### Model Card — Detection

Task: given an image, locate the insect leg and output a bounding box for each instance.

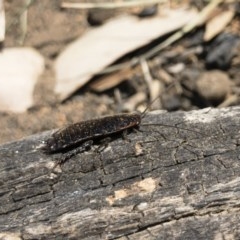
[122,129,132,142]
[58,140,94,165]
[95,137,112,152]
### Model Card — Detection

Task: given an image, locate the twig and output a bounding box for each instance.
[140,59,154,100]
[0,0,5,42]
[61,0,166,9]
[142,0,225,59]
[6,0,36,33]
[18,0,31,45]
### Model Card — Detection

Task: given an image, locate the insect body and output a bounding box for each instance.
[41,113,141,163]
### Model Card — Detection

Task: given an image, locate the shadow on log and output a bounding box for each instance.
[0,107,240,239]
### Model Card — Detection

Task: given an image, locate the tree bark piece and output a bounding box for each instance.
[0,107,240,239]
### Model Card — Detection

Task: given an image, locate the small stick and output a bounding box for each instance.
[0,0,5,43]
[61,0,166,10]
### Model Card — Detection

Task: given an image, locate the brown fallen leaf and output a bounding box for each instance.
[204,9,235,41]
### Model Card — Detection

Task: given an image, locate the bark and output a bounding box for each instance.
[0,107,240,240]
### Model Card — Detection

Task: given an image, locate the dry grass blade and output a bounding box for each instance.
[6,0,36,32]
[61,0,166,9]
[0,0,5,42]
[19,0,31,45]
[142,0,226,59]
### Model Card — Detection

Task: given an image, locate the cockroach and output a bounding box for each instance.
[41,113,143,164]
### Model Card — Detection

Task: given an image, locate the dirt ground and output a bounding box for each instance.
[1,0,240,144]
[3,0,109,144]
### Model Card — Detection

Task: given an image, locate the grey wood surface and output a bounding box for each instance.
[0,107,240,240]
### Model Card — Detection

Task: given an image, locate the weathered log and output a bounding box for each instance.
[0,107,240,239]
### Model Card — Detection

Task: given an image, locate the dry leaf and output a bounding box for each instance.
[54,9,197,100]
[0,48,44,112]
[204,10,235,41]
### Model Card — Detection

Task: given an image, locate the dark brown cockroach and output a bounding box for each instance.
[41,113,142,164]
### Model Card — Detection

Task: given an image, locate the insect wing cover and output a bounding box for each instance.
[41,113,141,154]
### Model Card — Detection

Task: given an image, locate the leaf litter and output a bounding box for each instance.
[54,8,197,100]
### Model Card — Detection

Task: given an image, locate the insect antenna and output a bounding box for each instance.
[139,83,234,151]
[140,81,177,119]
[140,95,159,119]
[140,119,234,153]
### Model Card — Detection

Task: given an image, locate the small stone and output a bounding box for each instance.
[196,70,232,105]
